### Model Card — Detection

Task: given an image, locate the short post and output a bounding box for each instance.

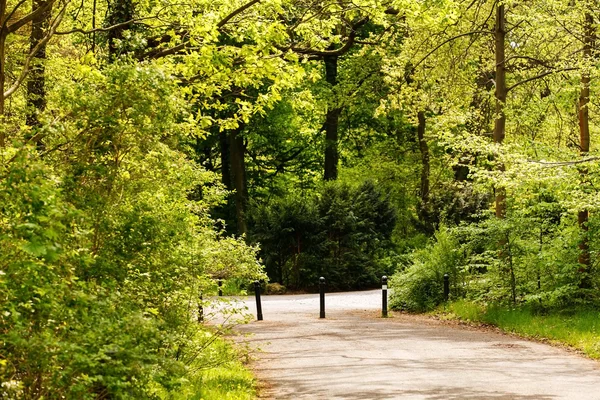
[218,279,223,297]
[319,277,326,319]
[254,280,263,321]
[198,292,204,323]
[382,275,388,318]
[443,273,450,302]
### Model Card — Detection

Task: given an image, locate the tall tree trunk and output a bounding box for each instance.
[324,55,341,181]
[417,111,431,229]
[494,3,507,219]
[229,126,248,236]
[417,111,429,204]
[107,0,134,58]
[26,0,52,148]
[578,10,593,288]
[0,0,6,147]
[219,130,232,190]
[0,31,5,148]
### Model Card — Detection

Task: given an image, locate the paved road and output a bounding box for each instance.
[233,290,600,400]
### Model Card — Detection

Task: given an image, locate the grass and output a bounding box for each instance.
[439,300,600,359]
[150,334,257,400]
[184,362,257,400]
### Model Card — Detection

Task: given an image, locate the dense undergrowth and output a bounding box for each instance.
[149,334,257,400]
[0,64,264,399]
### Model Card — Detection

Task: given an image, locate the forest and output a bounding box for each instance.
[2,0,600,398]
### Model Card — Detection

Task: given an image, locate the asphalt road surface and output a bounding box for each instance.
[233,290,600,400]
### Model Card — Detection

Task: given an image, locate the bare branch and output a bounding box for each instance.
[506,67,577,93]
[144,41,188,59]
[56,16,152,35]
[2,0,28,31]
[530,157,600,166]
[500,55,554,69]
[412,30,492,71]
[217,0,261,29]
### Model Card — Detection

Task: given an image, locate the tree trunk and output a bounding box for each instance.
[494,4,507,219]
[107,0,134,58]
[0,0,6,147]
[26,0,52,148]
[0,31,5,148]
[219,130,232,190]
[417,111,429,204]
[324,55,341,181]
[417,111,431,229]
[577,10,593,288]
[229,126,248,236]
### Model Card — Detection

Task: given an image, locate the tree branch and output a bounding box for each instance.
[500,55,554,69]
[506,67,577,93]
[217,0,261,29]
[4,2,67,98]
[144,41,189,59]
[138,1,262,60]
[7,0,57,33]
[289,17,369,57]
[55,16,155,35]
[412,30,492,71]
[529,157,600,166]
[2,0,28,31]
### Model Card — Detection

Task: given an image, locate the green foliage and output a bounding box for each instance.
[318,180,397,289]
[7,0,600,394]
[249,180,397,290]
[391,193,600,312]
[418,181,491,232]
[148,334,257,400]
[389,227,464,312]
[1,62,264,398]
[249,191,321,288]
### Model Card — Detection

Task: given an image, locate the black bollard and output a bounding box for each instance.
[443,274,450,302]
[319,277,326,319]
[254,281,263,321]
[218,279,223,297]
[382,275,388,318]
[198,292,204,323]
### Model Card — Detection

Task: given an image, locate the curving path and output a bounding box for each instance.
[234,290,600,399]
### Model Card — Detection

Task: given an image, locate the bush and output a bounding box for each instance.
[266,283,287,294]
[390,189,600,313]
[249,180,397,290]
[1,63,266,398]
[390,227,464,312]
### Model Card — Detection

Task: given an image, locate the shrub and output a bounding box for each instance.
[1,63,266,398]
[266,283,287,294]
[249,180,397,290]
[390,227,464,312]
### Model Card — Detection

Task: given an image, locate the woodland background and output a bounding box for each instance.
[2,0,600,397]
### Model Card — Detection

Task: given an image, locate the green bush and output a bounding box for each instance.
[390,227,464,312]
[266,282,287,294]
[249,180,397,290]
[390,186,600,313]
[1,63,265,399]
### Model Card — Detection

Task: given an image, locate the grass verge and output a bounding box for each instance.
[437,300,600,359]
[150,334,257,400]
[182,361,256,400]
